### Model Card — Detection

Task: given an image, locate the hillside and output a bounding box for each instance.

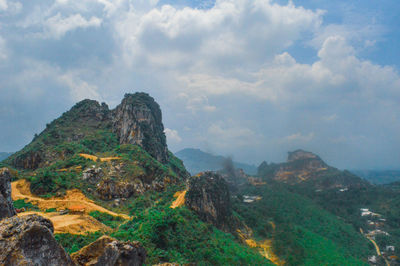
[175,148,257,175]
[257,149,400,264]
[0,93,273,265]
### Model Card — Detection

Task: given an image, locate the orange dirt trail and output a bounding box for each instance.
[12,179,130,219]
[170,190,187,209]
[79,153,120,162]
[18,211,110,235]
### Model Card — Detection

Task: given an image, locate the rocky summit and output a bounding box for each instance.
[113,93,168,163]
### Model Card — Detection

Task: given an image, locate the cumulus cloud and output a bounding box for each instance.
[45,13,102,39]
[0,0,399,168]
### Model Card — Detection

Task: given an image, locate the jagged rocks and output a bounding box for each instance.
[185,172,233,232]
[96,179,135,200]
[0,168,16,219]
[83,166,103,184]
[112,93,168,163]
[0,214,74,265]
[71,235,146,266]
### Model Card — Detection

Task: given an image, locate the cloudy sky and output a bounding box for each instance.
[0,0,399,169]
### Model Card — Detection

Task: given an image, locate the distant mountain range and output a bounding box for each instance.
[351,170,400,184]
[0,152,12,162]
[175,148,257,175]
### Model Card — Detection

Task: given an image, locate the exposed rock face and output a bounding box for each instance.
[83,166,103,184]
[273,150,328,184]
[0,168,16,219]
[12,150,42,170]
[0,214,74,265]
[71,235,146,266]
[287,149,321,162]
[185,172,233,231]
[96,179,135,200]
[112,93,168,163]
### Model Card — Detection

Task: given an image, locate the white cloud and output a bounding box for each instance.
[164,128,182,143]
[59,72,101,102]
[116,0,323,69]
[45,13,102,39]
[0,0,7,11]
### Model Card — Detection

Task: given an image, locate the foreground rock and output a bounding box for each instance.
[0,214,74,265]
[71,235,146,266]
[185,172,233,232]
[0,168,16,219]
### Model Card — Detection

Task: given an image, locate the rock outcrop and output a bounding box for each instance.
[0,214,74,265]
[0,168,16,219]
[112,93,168,163]
[71,235,146,266]
[185,172,233,232]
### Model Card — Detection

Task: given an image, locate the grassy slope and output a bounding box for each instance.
[233,182,371,265]
[56,186,273,265]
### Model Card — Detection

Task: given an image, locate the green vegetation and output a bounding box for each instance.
[89,211,124,229]
[55,232,103,254]
[111,193,272,265]
[233,182,371,265]
[13,199,39,211]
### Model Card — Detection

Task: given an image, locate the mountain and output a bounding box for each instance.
[2,92,399,265]
[0,152,12,161]
[258,149,369,190]
[0,93,271,265]
[351,169,400,184]
[175,148,257,175]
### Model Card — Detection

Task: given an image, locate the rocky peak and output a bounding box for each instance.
[185,172,233,232]
[0,168,16,220]
[68,99,110,122]
[112,93,168,163]
[0,214,74,265]
[287,149,321,162]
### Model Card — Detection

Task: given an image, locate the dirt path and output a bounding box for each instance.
[170,190,186,209]
[19,211,110,235]
[12,180,130,219]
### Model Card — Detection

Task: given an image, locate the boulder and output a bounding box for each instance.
[71,235,146,266]
[0,168,16,220]
[0,214,74,265]
[185,172,233,232]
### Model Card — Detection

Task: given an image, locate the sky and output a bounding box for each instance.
[0,0,399,169]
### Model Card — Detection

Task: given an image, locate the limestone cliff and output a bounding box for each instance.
[112,93,168,163]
